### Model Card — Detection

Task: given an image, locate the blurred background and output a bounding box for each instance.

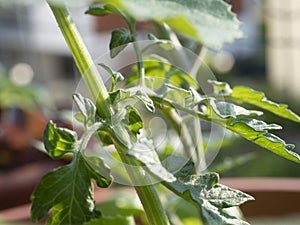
[0,0,300,224]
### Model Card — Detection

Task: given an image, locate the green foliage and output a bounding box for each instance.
[29,1,300,225]
[31,155,103,224]
[162,155,253,225]
[91,0,243,49]
[73,92,97,126]
[209,80,300,123]
[110,28,134,58]
[44,121,77,159]
[99,63,124,92]
[31,100,112,224]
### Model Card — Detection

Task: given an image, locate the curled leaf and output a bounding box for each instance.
[44,121,78,159]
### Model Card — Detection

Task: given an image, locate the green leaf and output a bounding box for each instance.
[134,90,155,112]
[131,56,198,90]
[73,93,96,126]
[85,4,118,16]
[96,0,243,49]
[209,80,300,123]
[209,100,263,119]
[110,88,155,112]
[99,63,124,92]
[151,96,300,163]
[162,158,253,225]
[44,120,78,159]
[122,106,143,142]
[31,153,112,225]
[84,215,136,225]
[110,89,131,105]
[128,137,176,182]
[206,100,300,163]
[110,28,133,58]
[144,33,173,51]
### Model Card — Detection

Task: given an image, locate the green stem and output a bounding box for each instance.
[48,3,169,225]
[112,125,170,225]
[49,3,113,119]
[128,21,145,86]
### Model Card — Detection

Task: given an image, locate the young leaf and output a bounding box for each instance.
[31,154,112,225]
[110,28,133,58]
[73,93,96,126]
[134,90,155,112]
[44,120,78,159]
[110,89,155,112]
[96,0,243,49]
[99,63,124,91]
[209,80,300,123]
[162,157,253,225]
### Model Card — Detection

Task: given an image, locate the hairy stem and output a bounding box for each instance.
[49,3,112,119]
[48,3,169,225]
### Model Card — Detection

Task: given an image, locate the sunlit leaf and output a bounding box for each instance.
[31,154,112,225]
[32,121,112,224]
[44,120,78,159]
[151,96,300,163]
[128,137,176,182]
[95,0,243,49]
[130,56,198,90]
[209,80,300,123]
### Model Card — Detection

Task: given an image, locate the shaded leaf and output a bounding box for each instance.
[209,80,300,123]
[96,0,243,49]
[122,105,143,142]
[31,154,112,225]
[110,28,133,58]
[44,120,77,159]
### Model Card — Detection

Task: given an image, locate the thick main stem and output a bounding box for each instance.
[49,3,112,119]
[48,3,169,225]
